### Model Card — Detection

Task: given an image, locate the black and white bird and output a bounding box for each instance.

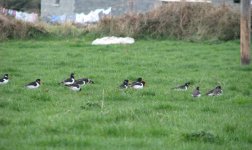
[213,86,223,96]
[67,83,81,91]
[192,86,201,97]
[206,86,223,96]
[172,82,190,91]
[26,79,41,89]
[119,79,129,89]
[131,78,145,89]
[61,73,75,85]
[0,74,9,85]
[74,78,94,86]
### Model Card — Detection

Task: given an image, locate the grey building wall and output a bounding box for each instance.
[41,0,160,17]
[131,0,160,14]
[41,0,238,18]
[41,0,75,17]
[160,0,239,6]
[212,0,238,5]
[74,0,160,16]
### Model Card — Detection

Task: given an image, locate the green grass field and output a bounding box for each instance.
[0,38,251,150]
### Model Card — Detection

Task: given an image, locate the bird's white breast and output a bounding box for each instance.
[26,83,39,89]
[0,79,8,84]
[132,84,143,89]
[70,86,80,91]
[64,80,74,85]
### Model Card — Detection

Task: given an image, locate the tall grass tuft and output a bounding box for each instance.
[183,131,222,144]
[45,22,91,38]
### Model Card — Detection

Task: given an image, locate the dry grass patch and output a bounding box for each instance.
[0,15,47,41]
[96,3,240,40]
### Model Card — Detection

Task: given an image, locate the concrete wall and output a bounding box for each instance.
[41,0,160,17]
[41,0,75,17]
[74,0,160,15]
[41,0,240,18]
[211,0,235,5]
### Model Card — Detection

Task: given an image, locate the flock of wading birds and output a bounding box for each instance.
[0,73,223,97]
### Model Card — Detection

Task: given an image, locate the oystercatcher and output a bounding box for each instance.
[119,79,129,89]
[131,78,145,89]
[206,86,222,96]
[192,86,201,97]
[0,74,9,85]
[61,73,75,85]
[67,83,81,91]
[75,78,94,86]
[26,79,41,89]
[172,82,190,91]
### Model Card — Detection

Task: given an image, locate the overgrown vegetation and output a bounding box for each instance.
[96,3,240,40]
[45,23,90,38]
[0,15,48,41]
[0,3,242,41]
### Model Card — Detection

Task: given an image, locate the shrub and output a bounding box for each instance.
[0,14,48,41]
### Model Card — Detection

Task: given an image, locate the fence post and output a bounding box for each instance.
[240,0,251,65]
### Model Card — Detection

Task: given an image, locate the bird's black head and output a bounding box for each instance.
[137,78,142,82]
[89,79,94,84]
[185,82,190,86]
[76,84,80,88]
[36,79,41,83]
[196,87,200,90]
[70,73,74,78]
[216,86,221,89]
[124,79,129,85]
[4,74,8,78]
